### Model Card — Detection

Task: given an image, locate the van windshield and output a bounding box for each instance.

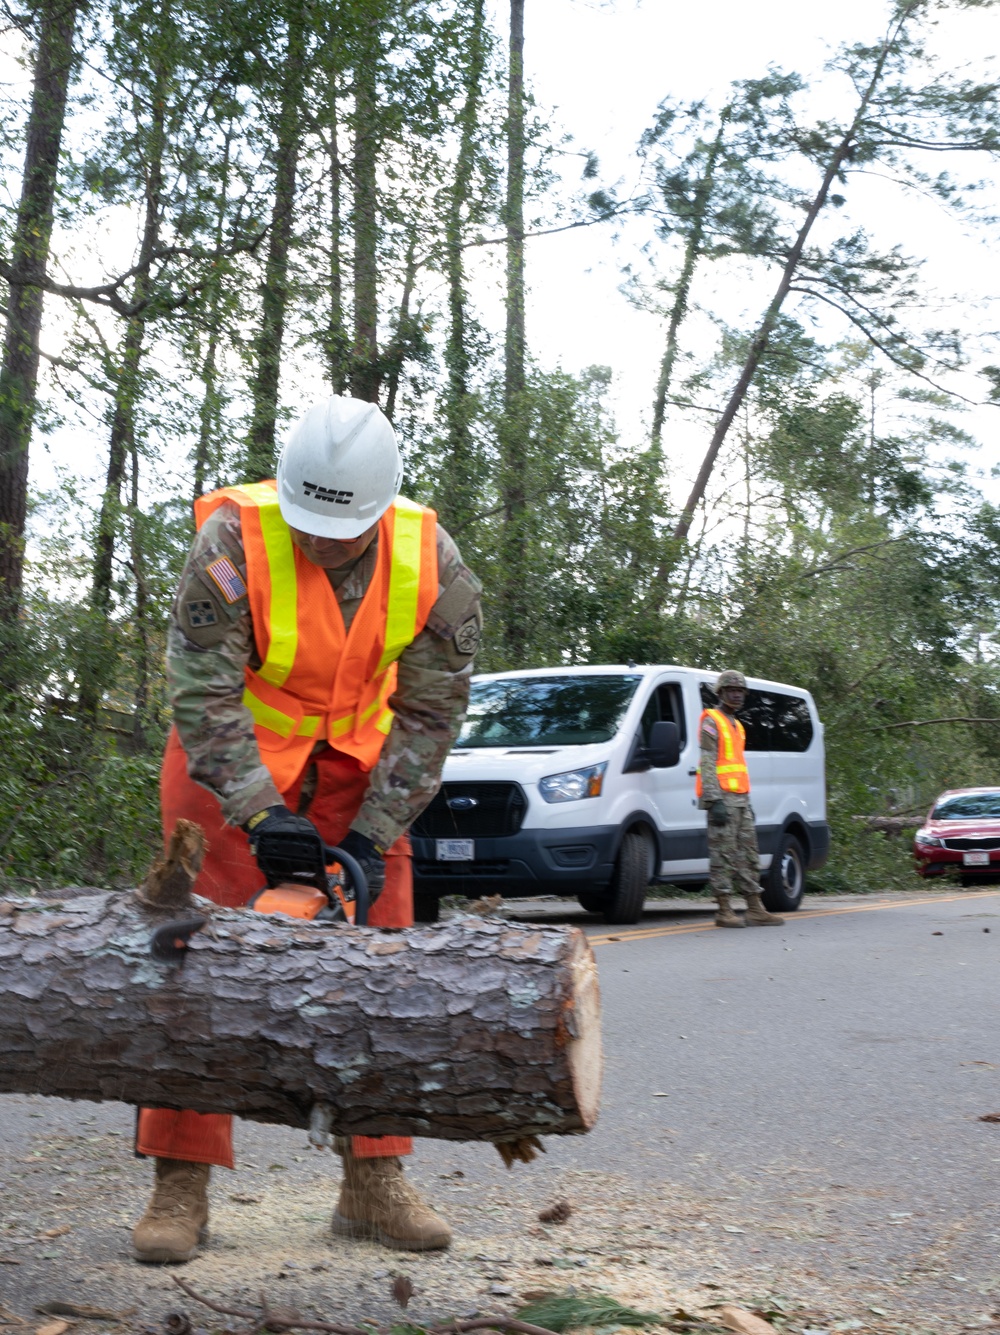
[456,675,641,748]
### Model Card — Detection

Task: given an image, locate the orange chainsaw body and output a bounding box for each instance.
[249,876,355,923]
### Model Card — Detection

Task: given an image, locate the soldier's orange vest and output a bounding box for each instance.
[695,708,751,797]
[194,481,438,790]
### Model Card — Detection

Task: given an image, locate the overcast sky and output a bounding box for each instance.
[496,0,1000,497]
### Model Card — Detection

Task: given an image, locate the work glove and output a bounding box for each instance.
[244,805,326,886]
[708,798,729,828]
[337,828,386,903]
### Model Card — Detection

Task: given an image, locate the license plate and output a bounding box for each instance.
[436,839,474,862]
[963,851,990,866]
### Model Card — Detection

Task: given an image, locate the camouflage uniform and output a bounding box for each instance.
[167,501,482,848]
[698,713,761,899]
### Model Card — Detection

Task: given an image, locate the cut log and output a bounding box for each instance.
[0,887,602,1143]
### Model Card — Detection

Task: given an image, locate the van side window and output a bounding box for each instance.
[699,683,813,752]
[771,693,813,752]
[639,685,686,753]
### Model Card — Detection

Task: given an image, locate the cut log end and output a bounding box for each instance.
[566,930,602,1130]
[135,820,207,912]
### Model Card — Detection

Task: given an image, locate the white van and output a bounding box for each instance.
[410,664,829,924]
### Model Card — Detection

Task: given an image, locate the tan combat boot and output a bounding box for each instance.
[132,1158,210,1263]
[714,893,745,927]
[745,892,784,926]
[332,1142,452,1251]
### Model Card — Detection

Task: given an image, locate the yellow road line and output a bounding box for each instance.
[586,889,1000,948]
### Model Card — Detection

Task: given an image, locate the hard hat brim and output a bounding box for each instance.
[277,494,387,540]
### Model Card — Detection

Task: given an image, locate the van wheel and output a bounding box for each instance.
[603,831,652,925]
[413,893,440,924]
[577,890,607,914]
[761,833,805,912]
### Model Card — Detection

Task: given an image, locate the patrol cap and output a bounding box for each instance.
[716,669,747,691]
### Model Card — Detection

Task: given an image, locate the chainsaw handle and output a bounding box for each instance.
[325,845,370,927]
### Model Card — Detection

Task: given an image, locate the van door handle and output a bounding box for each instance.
[687,768,698,776]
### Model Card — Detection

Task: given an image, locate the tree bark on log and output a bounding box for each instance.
[0,889,602,1144]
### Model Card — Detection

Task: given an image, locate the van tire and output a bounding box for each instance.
[577,890,608,914]
[603,831,652,925]
[413,893,440,924]
[761,833,805,912]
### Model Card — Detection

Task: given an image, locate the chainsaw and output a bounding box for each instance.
[247,826,370,926]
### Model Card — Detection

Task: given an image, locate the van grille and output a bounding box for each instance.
[412,783,527,839]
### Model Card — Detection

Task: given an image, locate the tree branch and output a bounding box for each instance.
[874,716,1000,731]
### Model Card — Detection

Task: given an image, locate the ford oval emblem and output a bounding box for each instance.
[447,796,478,811]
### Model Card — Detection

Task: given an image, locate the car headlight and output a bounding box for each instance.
[539,762,607,803]
[914,831,943,847]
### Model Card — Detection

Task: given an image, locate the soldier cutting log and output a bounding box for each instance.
[135,395,483,1263]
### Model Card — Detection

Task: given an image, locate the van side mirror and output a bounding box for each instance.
[647,720,679,768]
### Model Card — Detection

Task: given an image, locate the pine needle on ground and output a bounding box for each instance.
[515,1292,662,1332]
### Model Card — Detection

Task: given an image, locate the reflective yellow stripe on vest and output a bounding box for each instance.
[251,487,298,689]
[242,689,322,740]
[377,497,426,675]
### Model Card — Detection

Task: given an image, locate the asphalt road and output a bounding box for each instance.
[2,890,1000,1330]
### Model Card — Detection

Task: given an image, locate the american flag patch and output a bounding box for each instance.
[205,557,248,604]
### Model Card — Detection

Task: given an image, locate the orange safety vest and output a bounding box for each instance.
[193,480,438,791]
[694,708,751,797]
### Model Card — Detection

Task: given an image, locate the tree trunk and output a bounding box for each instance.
[324,90,350,395]
[78,40,167,716]
[649,112,728,454]
[127,442,152,747]
[0,0,80,620]
[350,12,381,404]
[0,890,602,1142]
[497,0,529,666]
[193,128,234,499]
[383,233,417,422]
[244,7,307,479]
[439,0,486,535]
[663,25,903,558]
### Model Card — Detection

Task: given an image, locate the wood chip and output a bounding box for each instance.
[391,1277,413,1310]
[35,1321,71,1335]
[39,1227,71,1239]
[719,1307,779,1335]
[979,1112,1000,1123]
[538,1199,572,1224]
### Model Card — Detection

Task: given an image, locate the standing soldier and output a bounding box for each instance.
[132,396,482,1264]
[697,670,784,929]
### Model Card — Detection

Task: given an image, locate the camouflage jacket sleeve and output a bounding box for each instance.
[166,504,284,827]
[697,714,725,807]
[350,524,482,851]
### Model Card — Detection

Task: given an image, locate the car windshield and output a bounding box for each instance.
[456,675,641,748]
[931,792,1000,820]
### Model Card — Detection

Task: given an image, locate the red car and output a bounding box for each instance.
[913,787,1000,879]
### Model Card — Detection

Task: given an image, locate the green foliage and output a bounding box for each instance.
[0,609,163,890]
[515,1291,663,1332]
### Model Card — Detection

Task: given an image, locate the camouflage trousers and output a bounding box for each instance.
[707,796,760,898]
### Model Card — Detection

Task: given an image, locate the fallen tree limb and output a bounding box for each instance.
[873,716,1000,731]
[0,829,601,1144]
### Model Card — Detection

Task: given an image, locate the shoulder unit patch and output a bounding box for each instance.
[205,556,248,604]
[186,599,218,628]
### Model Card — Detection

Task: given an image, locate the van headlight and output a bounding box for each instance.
[539,762,607,803]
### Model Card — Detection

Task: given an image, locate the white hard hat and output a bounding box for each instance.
[276,395,403,539]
